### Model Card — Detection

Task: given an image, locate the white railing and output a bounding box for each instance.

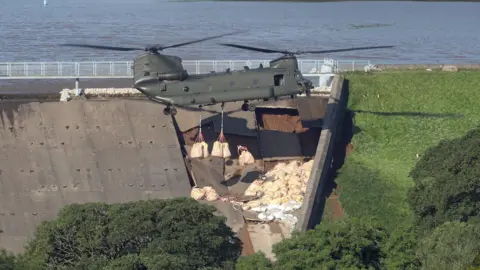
[0,59,371,80]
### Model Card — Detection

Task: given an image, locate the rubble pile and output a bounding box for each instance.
[190,186,219,202]
[241,160,314,228]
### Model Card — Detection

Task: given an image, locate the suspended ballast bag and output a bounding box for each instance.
[222,142,231,158]
[190,143,203,159]
[211,141,223,157]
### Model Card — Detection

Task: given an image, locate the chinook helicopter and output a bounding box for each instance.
[62,33,394,116]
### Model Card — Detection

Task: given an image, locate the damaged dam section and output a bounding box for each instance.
[0,76,347,256]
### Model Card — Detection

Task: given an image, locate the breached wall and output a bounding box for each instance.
[295,75,348,231]
[0,99,191,253]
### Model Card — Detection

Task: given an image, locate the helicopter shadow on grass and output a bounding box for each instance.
[353,110,464,119]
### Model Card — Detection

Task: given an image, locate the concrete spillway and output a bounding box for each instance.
[0,99,191,253]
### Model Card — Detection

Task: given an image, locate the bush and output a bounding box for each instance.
[417,221,480,270]
[19,198,242,269]
[408,128,480,231]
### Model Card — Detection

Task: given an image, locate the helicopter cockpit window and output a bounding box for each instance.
[274,74,285,86]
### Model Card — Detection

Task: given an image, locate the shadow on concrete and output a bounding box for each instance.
[171,114,197,188]
[0,100,37,132]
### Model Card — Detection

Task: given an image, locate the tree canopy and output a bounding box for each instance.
[236,217,416,270]
[16,198,241,269]
[417,221,480,270]
[408,128,480,231]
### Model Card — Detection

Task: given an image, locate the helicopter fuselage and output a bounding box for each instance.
[132,52,311,112]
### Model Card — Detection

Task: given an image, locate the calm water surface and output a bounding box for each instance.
[1,0,479,64]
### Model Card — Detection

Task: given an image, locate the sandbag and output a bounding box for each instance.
[211,141,223,157]
[222,142,231,158]
[273,162,287,171]
[301,160,314,171]
[284,160,299,173]
[239,150,255,165]
[244,180,264,196]
[191,187,205,200]
[190,143,203,159]
[201,142,210,158]
[203,186,219,201]
[288,186,303,196]
[287,175,302,186]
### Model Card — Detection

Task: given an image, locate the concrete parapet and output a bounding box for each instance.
[295,75,347,231]
[0,99,191,253]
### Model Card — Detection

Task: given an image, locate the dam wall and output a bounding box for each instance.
[0,99,191,253]
[296,75,348,231]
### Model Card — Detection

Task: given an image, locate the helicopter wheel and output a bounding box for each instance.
[163,106,177,116]
[163,107,170,115]
[241,102,249,111]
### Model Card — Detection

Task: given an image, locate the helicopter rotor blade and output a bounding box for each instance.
[220,43,395,55]
[219,43,292,54]
[59,44,143,52]
[297,45,395,54]
[160,31,247,50]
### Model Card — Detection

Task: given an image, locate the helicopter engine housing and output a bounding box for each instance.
[133,52,188,85]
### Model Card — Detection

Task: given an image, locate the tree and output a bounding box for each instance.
[270,218,388,270]
[19,198,242,269]
[417,221,480,270]
[408,128,480,231]
[235,252,273,270]
[0,250,17,270]
[382,225,421,269]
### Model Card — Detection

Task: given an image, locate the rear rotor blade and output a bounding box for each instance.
[219,43,292,54]
[60,44,143,52]
[161,31,246,50]
[297,45,395,54]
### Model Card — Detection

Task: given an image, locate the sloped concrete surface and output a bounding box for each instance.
[0,99,191,253]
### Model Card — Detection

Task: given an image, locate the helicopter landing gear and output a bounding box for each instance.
[163,105,177,116]
[241,101,256,112]
[305,89,312,97]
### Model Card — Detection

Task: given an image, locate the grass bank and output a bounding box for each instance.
[335,70,480,230]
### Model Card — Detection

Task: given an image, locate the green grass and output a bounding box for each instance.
[336,70,480,230]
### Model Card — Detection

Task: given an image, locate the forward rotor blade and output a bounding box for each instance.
[59,44,143,51]
[162,31,246,50]
[298,45,395,54]
[219,43,291,54]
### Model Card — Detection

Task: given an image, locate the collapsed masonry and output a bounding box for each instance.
[174,96,329,231]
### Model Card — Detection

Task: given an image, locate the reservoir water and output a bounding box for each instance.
[1,0,479,64]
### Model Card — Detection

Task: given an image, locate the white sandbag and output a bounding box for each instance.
[190,187,205,200]
[203,186,219,201]
[301,160,314,171]
[201,142,210,158]
[222,142,231,158]
[244,180,264,196]
[273,162,287,170]
[246,200,263,209]
[239,150,255,165]
[190,143,203,159]
[211,141,223,157]
[301,183,307,193]
[287,175,302,187]
[258,212,268,221]
[284,160,299,173]
[288,186,303,196]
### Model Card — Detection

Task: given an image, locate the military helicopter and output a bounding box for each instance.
[62,33,394,116]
